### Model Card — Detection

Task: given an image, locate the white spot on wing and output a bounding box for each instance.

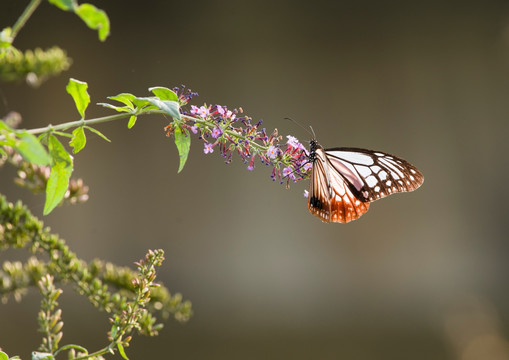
[365,175,378,188]
[379,158,405,179]
[372,165,381,173]
[355,165,372,177]
[379,171,388,180]
[329,150,374,165]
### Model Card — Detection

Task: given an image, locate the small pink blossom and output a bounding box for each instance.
[190,125,198,134]
[197,106,210,119]
[204,143,214,154]
[303,190,309,198]
[282,167,292,177]
[286,135,306,151]
[247,155,255,171]
[266,145,278,159]
[211,127,222,139]
[303,162,312,172]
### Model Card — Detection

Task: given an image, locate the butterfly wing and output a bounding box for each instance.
[308,147,370,223]
[324,147,424,202]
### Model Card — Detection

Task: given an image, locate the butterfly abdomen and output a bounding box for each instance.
[309,195,325,210]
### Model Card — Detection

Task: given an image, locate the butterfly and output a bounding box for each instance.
[307,139,424,223]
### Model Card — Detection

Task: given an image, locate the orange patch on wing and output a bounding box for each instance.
[329,188,370,223]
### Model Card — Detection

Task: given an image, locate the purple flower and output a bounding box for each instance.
[197,106,210,119]
[204,143,214,154]
[247,155,255,171]
[286,135,306,151]
[211,127,222,139]
[166,86,313,188]
[286,135,300,147]
[282,167,292,177]
[266,145,278,159]
[303,190,309,198]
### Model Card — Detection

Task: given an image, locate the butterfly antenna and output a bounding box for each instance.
[309,125,316,139]
[284,117,314,139]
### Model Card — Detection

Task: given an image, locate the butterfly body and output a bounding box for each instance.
[307,139,424,223]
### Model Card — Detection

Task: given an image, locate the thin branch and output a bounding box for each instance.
[0,111,161,141]
[11,0,43,40]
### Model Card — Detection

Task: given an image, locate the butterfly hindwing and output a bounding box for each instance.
[308,147,370,223]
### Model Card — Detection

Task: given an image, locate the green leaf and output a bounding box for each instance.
[48,0,77,11]
[0,351,9,360]
[38,133,49,145]
[174,126,190,173]
[75,3,110,41]
[136,97,180,120]
[138,105,159,112]
[108,93,136,109]
[44,135,73,215]
[66,78,90,118]
[84,126,111,142]
[117,344,129,360]
[110,324,118,338]
[14,132,52,166]
[70,127,86,153]
[52,131,73,138]
[149,87,179,101]
[96,102,131,112]
[127,115,137,129]
[131,97,152,109]
[45,167,70,215]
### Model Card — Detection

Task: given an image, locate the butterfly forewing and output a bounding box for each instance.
[325,147,424,202]
[307,140,423,223]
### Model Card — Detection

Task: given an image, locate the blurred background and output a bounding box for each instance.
[1,0,509,359]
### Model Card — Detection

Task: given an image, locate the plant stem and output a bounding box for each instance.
[1,111,269,155]
[22,113,131,135]
[11,0,42,40]
[0,111,168,141]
